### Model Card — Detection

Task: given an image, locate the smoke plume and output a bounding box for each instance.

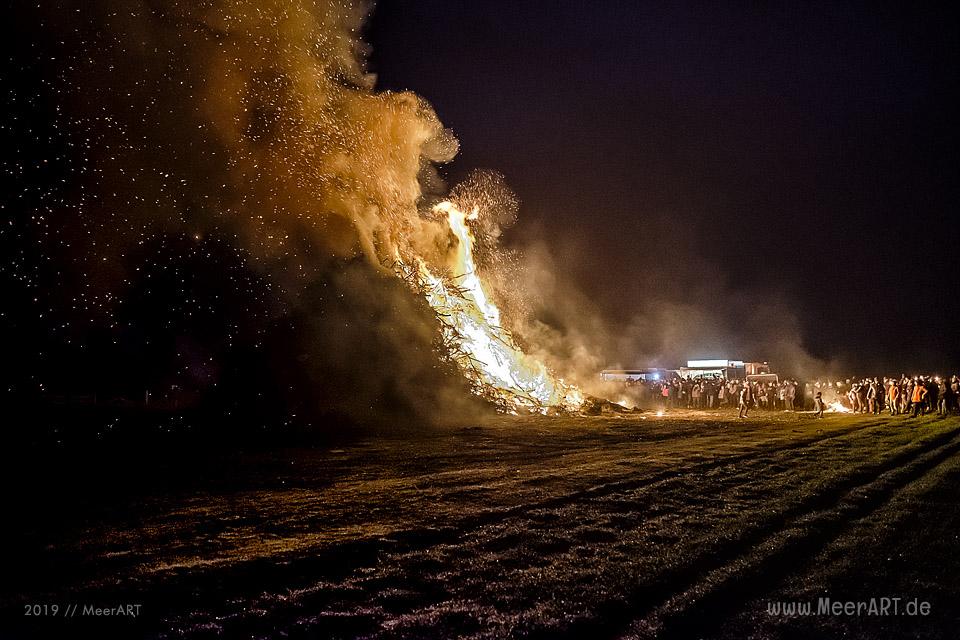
[5,0,492,426]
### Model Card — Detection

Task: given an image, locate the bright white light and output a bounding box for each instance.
[687,359,730,368]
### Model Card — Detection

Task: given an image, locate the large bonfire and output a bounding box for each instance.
[395,201,583,414]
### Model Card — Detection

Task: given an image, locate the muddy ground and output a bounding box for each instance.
[4,410,960,638]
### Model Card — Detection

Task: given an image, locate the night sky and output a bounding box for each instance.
[368,1,960,370]
[2,0,959,422]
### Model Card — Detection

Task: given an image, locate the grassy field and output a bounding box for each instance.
[5,409,960,638]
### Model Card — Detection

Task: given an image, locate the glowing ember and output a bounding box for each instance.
[656,410,665,417]
[828,401,851,413]
[399,201,583,413]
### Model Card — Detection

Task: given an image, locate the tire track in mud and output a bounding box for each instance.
[349,416,893,554]
[159,418,921,637]
[503,418,891,516]
[371,419,960,640]
[605,420,960,640]
[153,420,888,610]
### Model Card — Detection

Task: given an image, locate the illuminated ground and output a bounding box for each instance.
[6,410,960,638]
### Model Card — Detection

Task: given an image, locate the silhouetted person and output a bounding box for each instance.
[738,383,752,419]
[938,378,952,415]
[814,391,825,418]
[867,381,877,414]
[926,378,938,414]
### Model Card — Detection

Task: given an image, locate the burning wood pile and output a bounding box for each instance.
[394,202,583,414]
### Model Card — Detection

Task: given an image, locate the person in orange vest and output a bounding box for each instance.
[911,380,928,418]
[888,381,900,415]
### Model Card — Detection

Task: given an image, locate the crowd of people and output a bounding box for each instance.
[809,376,960,418]
[624,377,802,413]
[621,374,960,419]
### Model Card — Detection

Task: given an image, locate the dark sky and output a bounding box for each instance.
[367,1,960,371]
